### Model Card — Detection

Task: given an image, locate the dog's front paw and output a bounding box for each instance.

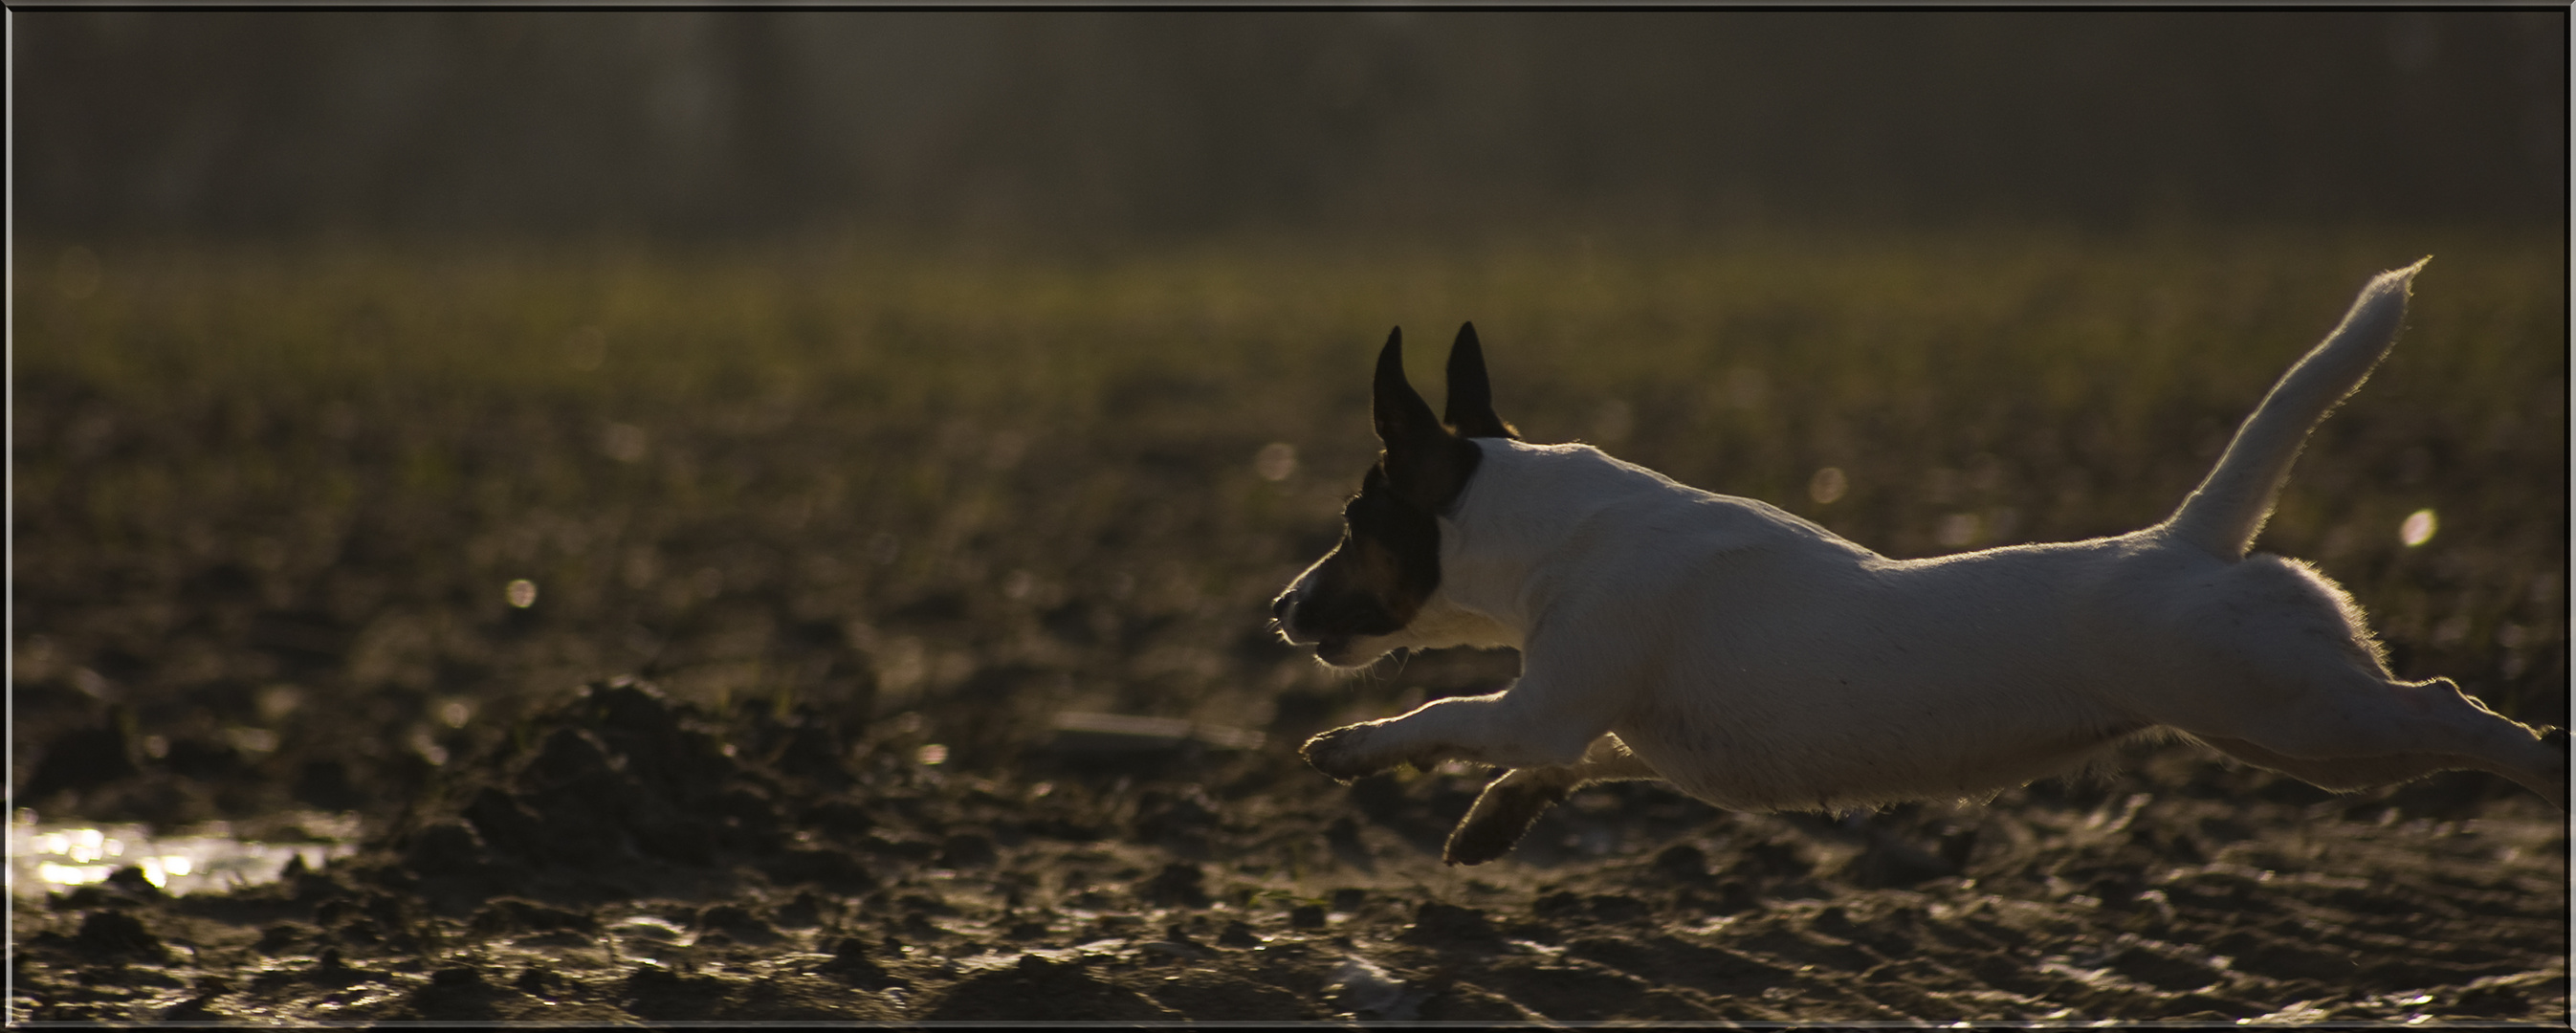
[1301,724,1392,784]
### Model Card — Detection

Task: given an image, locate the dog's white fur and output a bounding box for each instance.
[1280,262,2565,863]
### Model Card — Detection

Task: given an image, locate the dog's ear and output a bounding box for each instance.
[1444,322,1519,440]
[1373,327,1482,513]
[1373,328,1443,448]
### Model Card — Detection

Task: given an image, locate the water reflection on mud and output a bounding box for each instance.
[10,809,358,896]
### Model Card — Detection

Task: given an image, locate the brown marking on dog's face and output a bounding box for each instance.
[1272,326,1502,667]
[1277,466,1446,663]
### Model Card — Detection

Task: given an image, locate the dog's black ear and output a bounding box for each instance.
[1373,328,1444,448]
[1373,327,1480,513]
[1444,322,1519,440]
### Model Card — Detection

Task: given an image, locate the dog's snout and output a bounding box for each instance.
[1271,592,1295,623]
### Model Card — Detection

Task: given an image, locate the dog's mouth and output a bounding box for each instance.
[1273,595,1397,668]
[1312,635,1401,670]
[1282,623,1369,669]
[1312,637,1357,667]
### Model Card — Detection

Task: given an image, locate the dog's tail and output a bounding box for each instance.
[2160,258,2428,560]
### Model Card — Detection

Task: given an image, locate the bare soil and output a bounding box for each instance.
[12,673,2565,1024]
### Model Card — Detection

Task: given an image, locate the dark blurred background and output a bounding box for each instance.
[14,10,2565,243]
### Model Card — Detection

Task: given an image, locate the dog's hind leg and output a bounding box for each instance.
[2141,553,2566,807]
[1443,736,1662,866]
[2169,672,2567,809]
[2191,731,2565,803]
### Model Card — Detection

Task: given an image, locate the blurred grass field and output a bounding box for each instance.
[11,230,2565,824]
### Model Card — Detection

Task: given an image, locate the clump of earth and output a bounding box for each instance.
[11,676,2565,1023]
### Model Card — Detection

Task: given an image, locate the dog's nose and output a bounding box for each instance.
[1271,592,1310,645]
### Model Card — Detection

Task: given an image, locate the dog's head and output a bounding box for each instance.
[1272,323,1518,668]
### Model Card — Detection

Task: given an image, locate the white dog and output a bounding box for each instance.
[1271,259,2566,866]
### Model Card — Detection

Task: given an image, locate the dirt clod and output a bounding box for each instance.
[71,911,165,958]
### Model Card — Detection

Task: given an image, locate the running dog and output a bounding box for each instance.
[1270,259,2566,866]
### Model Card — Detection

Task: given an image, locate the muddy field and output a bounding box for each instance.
[14,676,2571,1024]
[11,236,2567,1023]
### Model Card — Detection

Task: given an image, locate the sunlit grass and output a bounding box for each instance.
[11,229,2565,814]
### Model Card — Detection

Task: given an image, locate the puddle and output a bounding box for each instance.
[10,809,360,897]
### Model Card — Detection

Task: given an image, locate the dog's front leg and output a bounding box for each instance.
[1444,735,1662,866]
[1301,670,1620,783]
